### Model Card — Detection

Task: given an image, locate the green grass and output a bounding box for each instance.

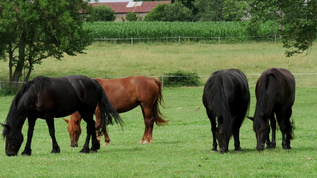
[1,42,316,87]
[0,87,316,177]
[0,43,316,177]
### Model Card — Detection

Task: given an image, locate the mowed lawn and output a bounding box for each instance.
[0,43,316,177]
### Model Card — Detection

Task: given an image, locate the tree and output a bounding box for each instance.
[248,0,317,57]
[88,5,116,22]
[195,0,224,21]
[144,2,192,22]
[144,3,168,21]
[0,0,93,86]
[223,0,249,21]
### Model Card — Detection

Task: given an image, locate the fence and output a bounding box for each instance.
[1,73,316,91]
[93,35,282,44]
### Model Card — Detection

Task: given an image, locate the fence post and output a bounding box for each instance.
[131,37,133,45]
[178,36,180,44]
[218,36,221,44]
[161,72,164,89]
[275,34,277,44]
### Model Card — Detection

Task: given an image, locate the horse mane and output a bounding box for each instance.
[205,71,232,137]
[3,77,46,129]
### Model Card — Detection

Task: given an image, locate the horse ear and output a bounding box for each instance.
[247,116,254,121]
[62,118,69,123]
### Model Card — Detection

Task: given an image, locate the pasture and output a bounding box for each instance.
[0,43,316,177]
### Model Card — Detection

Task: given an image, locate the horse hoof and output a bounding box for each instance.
[80,149,90,153]
[90,150,98,153]
[21,153,30,156]
[103,142,110,146]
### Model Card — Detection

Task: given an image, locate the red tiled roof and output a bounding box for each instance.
[88,1,170,14]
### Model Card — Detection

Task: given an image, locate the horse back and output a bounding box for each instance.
[256,68,295,106]
[95,76,160,113]
[32,75,100,117]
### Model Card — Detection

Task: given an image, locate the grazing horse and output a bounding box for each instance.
[248,68,295,151]
[203,69,250,153]
[63,75,167,146]
[1,75,123,156]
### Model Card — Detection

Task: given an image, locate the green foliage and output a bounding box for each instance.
[88,5,116,22]
[195,0,224,21]
[223,0,249,21]
[247,0,317,57]
[144,2,192,22]
[84,21,279,42]
[0,86,17,96]
[0,0,93,85]
[164,70,200,87]
[144,3,168,21]
[126,12,138,22]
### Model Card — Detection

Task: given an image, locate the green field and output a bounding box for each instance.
[0,43,316,177]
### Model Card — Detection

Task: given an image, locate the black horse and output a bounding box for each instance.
[248,68,295,151]
[203,69,250,153]
[1,75,123,156]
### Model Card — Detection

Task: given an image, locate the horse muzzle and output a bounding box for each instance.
[71,143,78,147]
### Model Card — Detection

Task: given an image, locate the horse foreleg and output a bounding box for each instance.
[21,117,37,156]
[45,118,60,154]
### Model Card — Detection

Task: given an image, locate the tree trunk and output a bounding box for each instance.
[11,33,26,88]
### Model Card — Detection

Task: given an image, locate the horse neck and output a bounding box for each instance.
[6,99,27,130]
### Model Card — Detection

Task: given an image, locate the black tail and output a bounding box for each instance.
[95,81,124,134]
[205,74,232,136]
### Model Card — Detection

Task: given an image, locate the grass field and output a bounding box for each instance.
[0,43,316,177]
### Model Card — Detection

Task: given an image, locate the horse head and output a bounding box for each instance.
[63,117,81,147]
[216,116,231,154]
[1,123,24,156]
[248,116,270,151]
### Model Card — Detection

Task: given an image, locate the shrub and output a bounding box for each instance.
[164,71,200,87]
[88,5,116,22]
[145,2,192,22]
[126,12,138,21]
[0,86,18,96]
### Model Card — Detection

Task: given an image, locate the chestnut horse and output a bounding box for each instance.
[63,75,167,147]
[248,68,295,151]
[1,75,122,156]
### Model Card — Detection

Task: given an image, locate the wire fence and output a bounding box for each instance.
[1,73,317,90]
[93,34,282,44]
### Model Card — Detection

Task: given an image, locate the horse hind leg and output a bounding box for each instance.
[95,105,111,146]
[81,113,100,153]
[45,117,61,154]
[277,108,293,150]
[139,105,155,144]
[267,114,276,149]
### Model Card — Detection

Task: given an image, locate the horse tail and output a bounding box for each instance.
[255,73,271,117]
[95,80,123,134]
[205,73,232,136]
[152,77,168,126]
